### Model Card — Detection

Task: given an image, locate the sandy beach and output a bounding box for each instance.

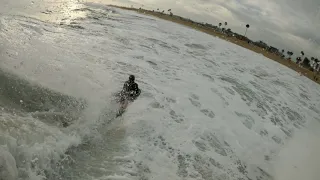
[111,5,320,84]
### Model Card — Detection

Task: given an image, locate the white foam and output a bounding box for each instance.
[273,120,320,180]
[0,146,18,180]
[1,1,320,180]
[0,110,83,179]
[102,7,320,180]
[99,174,131,180]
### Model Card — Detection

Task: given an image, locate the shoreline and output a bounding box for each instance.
[110,5,320,84]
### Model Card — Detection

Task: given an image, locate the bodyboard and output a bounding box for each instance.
[115,89,141,117]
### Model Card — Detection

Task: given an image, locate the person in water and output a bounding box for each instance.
[120,75,141,102]
[116,75,140,116]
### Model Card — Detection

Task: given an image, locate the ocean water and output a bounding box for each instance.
[1,0,320,180]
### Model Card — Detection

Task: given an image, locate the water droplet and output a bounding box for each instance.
[20,100,23,103]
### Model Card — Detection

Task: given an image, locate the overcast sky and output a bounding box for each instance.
[101,0,320,58]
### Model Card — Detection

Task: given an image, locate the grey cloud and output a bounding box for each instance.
[200,0,320,57]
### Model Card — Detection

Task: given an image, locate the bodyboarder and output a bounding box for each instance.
[117,75,141,116]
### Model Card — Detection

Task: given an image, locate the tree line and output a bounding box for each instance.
[139,7,319,73]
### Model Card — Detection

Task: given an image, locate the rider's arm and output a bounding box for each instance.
[123,82,128,92]
[134,83,140,95]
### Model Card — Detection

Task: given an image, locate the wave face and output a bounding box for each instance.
[1,1,320,180]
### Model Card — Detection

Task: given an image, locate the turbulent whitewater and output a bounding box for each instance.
[0,1,320,180]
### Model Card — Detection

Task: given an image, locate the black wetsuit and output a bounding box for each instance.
[121,80,141,101]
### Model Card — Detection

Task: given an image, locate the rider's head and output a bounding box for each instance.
[129,75,135,82]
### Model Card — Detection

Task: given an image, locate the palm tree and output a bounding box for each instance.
[244,24,250,36]
[302,57,311,68]
[282,49,284,54]
[310,57,315,67]
[219,23,222,28]
[224,22,227,28]
[299,51,305,65]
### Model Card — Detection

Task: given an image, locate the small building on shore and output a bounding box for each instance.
[268,46,279,54]
[254,41,269,50]
[233,33,250,42]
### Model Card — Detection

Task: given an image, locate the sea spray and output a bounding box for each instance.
[0,146,18,180]
[273,120,320,180]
